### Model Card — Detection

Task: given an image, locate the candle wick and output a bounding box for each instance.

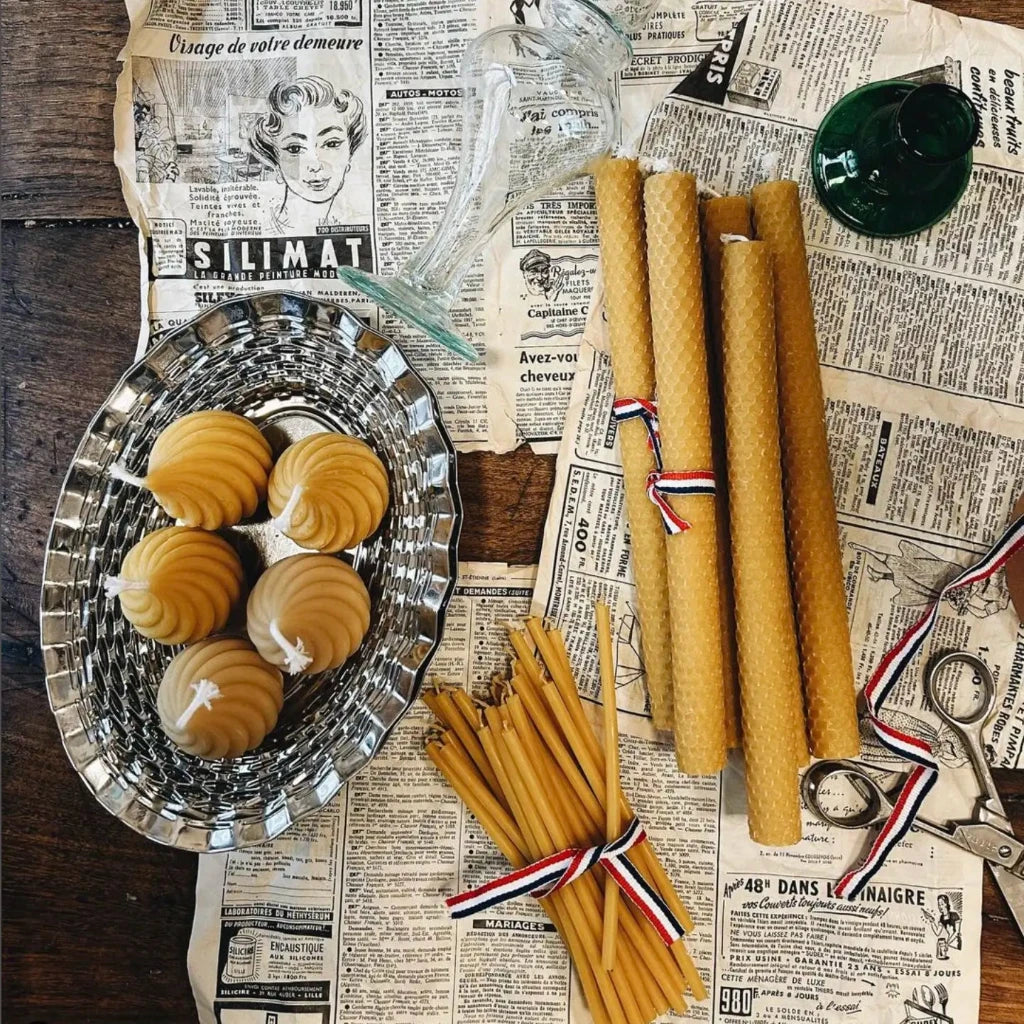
[104,575,150,598]
[271,484,304,534]
[720,233,750,245]
[108,461,148,489]
[175,678,222,731]
[268,619,313,674]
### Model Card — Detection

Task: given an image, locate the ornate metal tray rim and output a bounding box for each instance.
[40,291,462,852]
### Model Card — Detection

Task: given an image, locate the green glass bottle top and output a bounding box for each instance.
[811,81,981,238]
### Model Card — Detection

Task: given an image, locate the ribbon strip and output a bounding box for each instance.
[834,512,1024,899]
[445,816,685,946]
[611,398,715,534]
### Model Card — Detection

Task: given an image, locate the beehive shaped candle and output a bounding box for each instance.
[105,526,245,644]
[268,433,389,553]
[720,239,803,846]
[158,637,284,759]
[110,410,273,529]
[247,554,371,674]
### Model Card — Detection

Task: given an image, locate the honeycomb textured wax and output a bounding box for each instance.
[105,526,245,644]
[593,155,675,732]
[158,637,284,759]
[112,410,273,529]
[269,433,390,553]
[699,196,753,750]
[720,240,802,846]
[751,181,859,760]
[247,554,371,674]
[644,171,726,774]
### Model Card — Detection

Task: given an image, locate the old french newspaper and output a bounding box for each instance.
[111,0,1024,1020]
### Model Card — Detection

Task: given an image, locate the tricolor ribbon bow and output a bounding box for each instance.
[835,512,1024,899]
[612,397,716,535]
[445,816,685,946]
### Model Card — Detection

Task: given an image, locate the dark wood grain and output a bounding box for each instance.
[4,0,1024,1021]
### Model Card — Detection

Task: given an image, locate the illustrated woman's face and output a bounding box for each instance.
[275,104,353,204]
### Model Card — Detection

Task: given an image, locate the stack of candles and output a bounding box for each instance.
[592,159,860,845]
[424,615,705,1024]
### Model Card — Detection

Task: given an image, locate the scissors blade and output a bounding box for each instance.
[989,864,1024,942]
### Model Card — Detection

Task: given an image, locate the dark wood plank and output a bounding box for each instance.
[0,0,130,219]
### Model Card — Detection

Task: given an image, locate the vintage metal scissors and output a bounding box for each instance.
[802,650,1024,939]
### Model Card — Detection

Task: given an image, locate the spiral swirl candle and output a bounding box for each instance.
[110,410,273,529]
[105,526,245,644]
[268,433,389,553]
[158,637,284,759]
[247,554,371,674]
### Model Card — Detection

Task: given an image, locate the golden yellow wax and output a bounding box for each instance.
[644,170,725,774]
[751,181,859,760]
[592,156,675,732]
[720,240,802,846]
[699,196,753,749]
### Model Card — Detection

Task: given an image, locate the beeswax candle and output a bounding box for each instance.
[111,410,273,529]
[593,156,675,732]
[158,637,284,759]
[247,554,371,674]
[751,181,859,760]
[699,197,752,749]
[105,526,244,644]
[720,239,802,846]
[644,170,725,774]
[269,433,390,553]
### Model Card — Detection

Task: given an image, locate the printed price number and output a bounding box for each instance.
[574,518,590,553]
[719,987,755,1017]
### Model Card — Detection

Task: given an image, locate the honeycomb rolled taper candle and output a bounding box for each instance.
[699,197,752,749]
[592,155,675,732]
[751,181,859,760]
[720,239,802,846]
[644,170,725,774]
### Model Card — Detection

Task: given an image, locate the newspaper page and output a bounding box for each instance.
[113,0,734,454]
[189,565,982,1024]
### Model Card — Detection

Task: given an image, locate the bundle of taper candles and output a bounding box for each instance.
[423,614,705,1024]
[592,158,860,846]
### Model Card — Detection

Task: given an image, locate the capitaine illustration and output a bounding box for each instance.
[520,248,567,301]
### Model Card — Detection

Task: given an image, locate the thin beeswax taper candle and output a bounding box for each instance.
[720,239,802,845]
[592,156,675,732]
[751,181,859,760]
[699,196,752,749]
[644,170,725,774]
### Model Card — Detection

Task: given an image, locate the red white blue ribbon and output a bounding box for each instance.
[445,816,684,945]
[612,397,716,535]
[834,513,1024,899]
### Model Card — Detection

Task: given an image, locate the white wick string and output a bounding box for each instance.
[721,233,750,244]
[175,678,222,730]
[269,619,313,673]
[638,155,674,175]
[109,462,147,489]
[271,484,304,534]
[104,575,150,598]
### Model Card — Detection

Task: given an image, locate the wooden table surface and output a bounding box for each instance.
[2,1,1023,1021]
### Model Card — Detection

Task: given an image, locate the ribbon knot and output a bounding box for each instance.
[612,398,716,534]
[445,816,684,946]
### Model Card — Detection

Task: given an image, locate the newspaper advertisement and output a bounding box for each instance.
[114,0,736,454]
[189,564,983,1024]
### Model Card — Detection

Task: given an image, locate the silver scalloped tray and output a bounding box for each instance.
[40,292,461,852]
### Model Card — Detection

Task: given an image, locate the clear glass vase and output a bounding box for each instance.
[338,0,639,362]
